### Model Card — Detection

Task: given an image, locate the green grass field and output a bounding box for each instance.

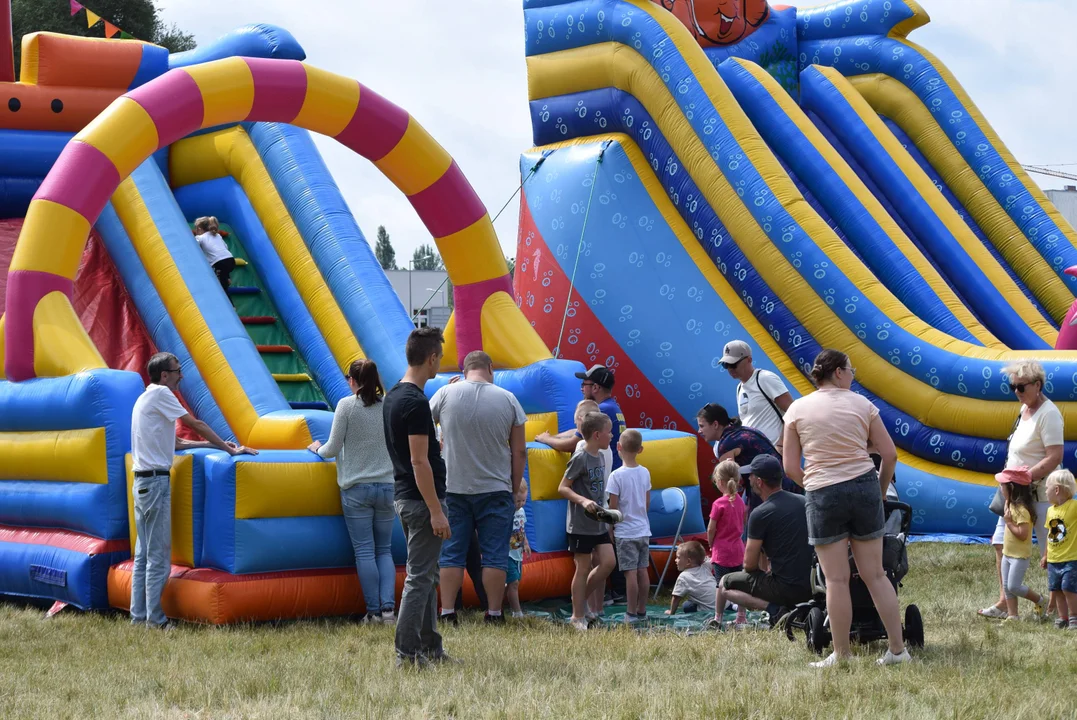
[1,543,1074,719]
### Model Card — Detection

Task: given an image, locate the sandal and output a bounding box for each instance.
[978,605,1006,619]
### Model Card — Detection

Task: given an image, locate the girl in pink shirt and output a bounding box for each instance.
[708,459,747,625]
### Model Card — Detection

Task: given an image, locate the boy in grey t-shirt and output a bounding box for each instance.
[559,412,619,630]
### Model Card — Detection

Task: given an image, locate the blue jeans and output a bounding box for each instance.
[341,483,396,614]
[440,491,515,572]
[130,475,171,626]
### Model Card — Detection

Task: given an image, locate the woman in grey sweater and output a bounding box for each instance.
[309,359,397,622]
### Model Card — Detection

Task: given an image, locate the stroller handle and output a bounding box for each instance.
[883,500,913,536]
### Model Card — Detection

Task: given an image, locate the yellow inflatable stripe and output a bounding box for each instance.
[112,177,311,448]
[524,412,559,443]
[33,291,106,377]
[733,60,999,349]
[9,199,90,277]
[125,454,196,566]
[235,461,341,519]
[896,36,1077,281]
[526,41,1077,439]
[437,215,509,285]
[850,73,1072,323]
[438,313,460,373]
[0,428,108,484]
[294,64,360,138]
[897,449,995,488]
[374,118,453,196]
[817,66,1056,345]
[74,97,159,180]
[183,57,255,130]
[272,373,311,382]
[479,292,552,369]
[526,445,568,502]
[168,131,231,188]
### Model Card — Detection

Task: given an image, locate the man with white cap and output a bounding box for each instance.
[720,340,792,448]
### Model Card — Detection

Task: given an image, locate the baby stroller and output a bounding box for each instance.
[785,501,924,654]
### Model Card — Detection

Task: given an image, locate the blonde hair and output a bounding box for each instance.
[1046,468,1077,501]
[580,411,611,440]
[1003,360,1046,389]
[619,428,643,454]
[678,540,706,566]
[574,399,599,425]
[712,459,740,497]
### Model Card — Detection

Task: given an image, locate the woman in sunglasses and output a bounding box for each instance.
[978,360,1063,620]
[782,349,908,667]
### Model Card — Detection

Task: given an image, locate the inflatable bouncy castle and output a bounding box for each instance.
[515,0,1077,535]
[0,5,705,621]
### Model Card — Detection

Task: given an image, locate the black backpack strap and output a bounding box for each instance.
[754,370,785,426]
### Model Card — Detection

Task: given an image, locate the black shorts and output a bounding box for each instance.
[567,532,612,554]
[720,570,810,609]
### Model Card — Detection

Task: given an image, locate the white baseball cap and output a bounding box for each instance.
[720,340,751,366]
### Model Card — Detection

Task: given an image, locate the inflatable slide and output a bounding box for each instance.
[516,0,1077,535]
[0,15,705,621]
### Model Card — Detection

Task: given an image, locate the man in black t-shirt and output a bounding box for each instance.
[711,454,812,626]
[383,326,451,667]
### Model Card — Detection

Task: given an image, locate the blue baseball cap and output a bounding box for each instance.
[749,454,783,484]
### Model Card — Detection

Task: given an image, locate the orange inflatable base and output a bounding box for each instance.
[108,542,691,625]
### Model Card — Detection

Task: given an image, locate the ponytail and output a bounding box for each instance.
[713,459,741,497]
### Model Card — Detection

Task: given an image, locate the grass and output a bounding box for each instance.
[1,544,1075,719]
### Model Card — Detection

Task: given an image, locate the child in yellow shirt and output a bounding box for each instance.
[1042,469,1077,629]
[997,472,1047,621]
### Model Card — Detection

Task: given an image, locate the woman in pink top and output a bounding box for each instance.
[782,349,909,668]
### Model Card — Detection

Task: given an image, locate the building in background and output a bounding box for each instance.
[384,269,451,328]
[1046,186,1077,231]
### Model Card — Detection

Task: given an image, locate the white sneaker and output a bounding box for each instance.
[810,652,844,669]
[380,611,396,625]
[511,611,525,619]
[877,648,912,666]
[570,618,589,631]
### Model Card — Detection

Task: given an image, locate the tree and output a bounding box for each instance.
[411,243,443,271]
[374,225,397,270]
[12,0,196,79]
[506,256,515,280]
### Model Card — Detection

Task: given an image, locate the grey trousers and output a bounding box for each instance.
[394,498,446,659]
[1001,555,1031,600]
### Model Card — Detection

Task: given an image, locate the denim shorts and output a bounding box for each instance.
[507,557,523,585]
[1048,560,1077,593]
[805,470,885,546]
[439,491,515,572]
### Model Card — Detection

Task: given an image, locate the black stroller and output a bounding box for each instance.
[785,501,924,654]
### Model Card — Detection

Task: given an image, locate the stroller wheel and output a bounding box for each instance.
[806,606,829,655]
[904,604,924,649]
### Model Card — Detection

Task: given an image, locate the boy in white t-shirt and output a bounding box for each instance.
[193,216,236,298]
[665,541,716,615]
[607,429,651,622]
[720,340,792,448]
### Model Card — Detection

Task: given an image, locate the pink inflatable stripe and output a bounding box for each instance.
[3,270,74,381]
[335,83,409,161]
[245,58,307,124]
[409,161,488,239]
[32,141,119,225]
[127,69,204,148]
[452,274,513,357]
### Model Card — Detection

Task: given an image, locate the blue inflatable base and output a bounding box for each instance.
[0,540,128,610]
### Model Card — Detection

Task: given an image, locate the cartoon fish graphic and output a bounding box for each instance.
[656,0,770,46]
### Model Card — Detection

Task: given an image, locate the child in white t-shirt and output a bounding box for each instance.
[506,507,531,618]
[193,216,236,298]
[607,429,651,623]
[665,541,716,615]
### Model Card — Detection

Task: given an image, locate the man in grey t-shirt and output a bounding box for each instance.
[430,351,527,622]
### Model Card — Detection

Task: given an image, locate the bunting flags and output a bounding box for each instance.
[72,3,139,40]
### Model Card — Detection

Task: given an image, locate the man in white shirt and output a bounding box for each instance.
[720,340,792,448]
[130,352,256,628]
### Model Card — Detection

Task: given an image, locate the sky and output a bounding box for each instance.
[158,0,1077,262]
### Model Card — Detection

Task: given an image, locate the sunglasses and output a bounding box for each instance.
[721,357,745,370]
[1012,382,1037,394]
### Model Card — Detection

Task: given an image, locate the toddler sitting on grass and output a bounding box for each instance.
[665,541,716,615]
